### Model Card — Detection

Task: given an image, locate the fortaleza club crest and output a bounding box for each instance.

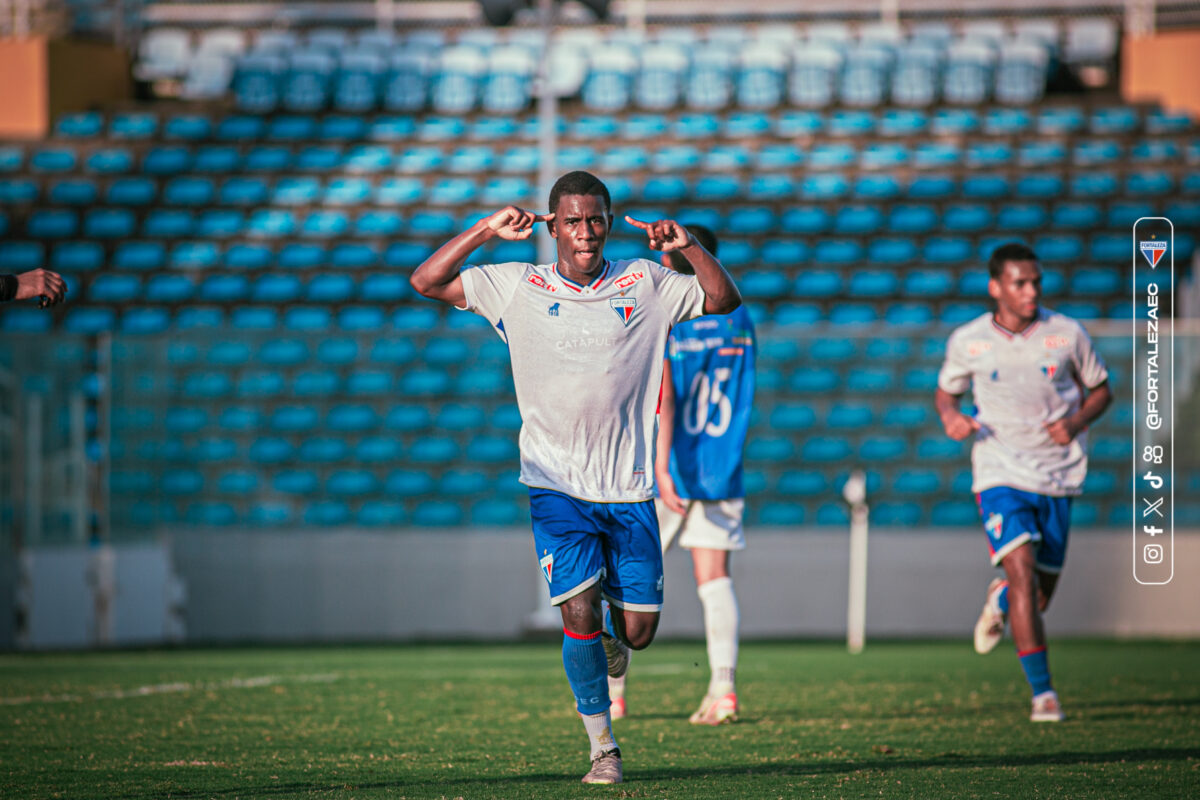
[1140,239,1168,268]
[610,297,636,325]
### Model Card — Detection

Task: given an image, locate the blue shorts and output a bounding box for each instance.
[976,487,1073,573]
[529,488,664,612]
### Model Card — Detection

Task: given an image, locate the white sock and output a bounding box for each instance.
[608,673,626,700]
[697,575,738,696]
[581,710,618,758]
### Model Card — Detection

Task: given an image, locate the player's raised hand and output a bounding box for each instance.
[941,410,981,441]
[484,206,553,241]
[625,216,692,252]
[1043,417,1080,445]
[16,268,67,307]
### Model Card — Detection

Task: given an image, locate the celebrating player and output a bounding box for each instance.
[410,171,741,784]
[608,226,754,726]
[935,243,1112,722]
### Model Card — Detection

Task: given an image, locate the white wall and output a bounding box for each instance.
[168,528,1200,643]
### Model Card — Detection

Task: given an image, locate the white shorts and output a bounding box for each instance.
[656,498,746,553]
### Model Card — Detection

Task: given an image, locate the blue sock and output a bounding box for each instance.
[996,584,1010,615]
[562,630,609,715]
[1018,646,1053,695]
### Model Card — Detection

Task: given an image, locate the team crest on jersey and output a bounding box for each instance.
[967,340,993,357]
[1039,360,1059,379]
[539,552,554,584]
[548,302,559,316]
[1139,239,1168,268]
[527,274,558,293]
[1043,335,1070,350]
[614,271,645,290]
[610,297,636,325]
[985,513,1003,540]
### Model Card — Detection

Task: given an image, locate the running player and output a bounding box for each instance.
[608,225,754,726]
[935,242,1112,722]
[410,171,741,784]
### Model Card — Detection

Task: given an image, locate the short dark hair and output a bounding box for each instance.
[548,171,610,215]
[666,223,718,273]
[988,242,1039,278]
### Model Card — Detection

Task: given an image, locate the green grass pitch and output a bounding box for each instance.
[2,640,1198,799]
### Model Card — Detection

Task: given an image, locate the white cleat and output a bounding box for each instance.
[974,577,1008,655]
[689,692,738,725]
[601,632,629,679]
[581,748,623,784]
[1031,690,1065,722]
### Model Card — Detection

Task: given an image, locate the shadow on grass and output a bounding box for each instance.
[120,746,1200,799]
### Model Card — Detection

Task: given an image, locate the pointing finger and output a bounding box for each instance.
[533,212,555,223]
[624,215,651,231]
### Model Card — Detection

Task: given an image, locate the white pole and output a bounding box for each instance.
[69,391,87,543]
[25,394,42,547]
[535,0,558,266]
[843,469,869,654]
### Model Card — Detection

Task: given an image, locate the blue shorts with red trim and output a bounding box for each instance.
[529,488,664,612]
[976,486,1072,573]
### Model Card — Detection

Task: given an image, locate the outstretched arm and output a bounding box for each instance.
[625,216,741,315]
[410,206,553,307]
[1044,380,1112,445]
[655,358,687,515]
[0,269,67,307]
[935,387,981,441]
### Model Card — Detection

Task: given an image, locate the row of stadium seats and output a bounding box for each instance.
[41,104,1193,143]
[138,17,1115,110]
[2,300,1141,336]
[7,140,1197,183]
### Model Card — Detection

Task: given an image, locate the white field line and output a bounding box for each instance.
[1,672,340,706]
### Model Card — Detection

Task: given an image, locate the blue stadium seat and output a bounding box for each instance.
[1126,170,1174,196]
[882,403,930,428]
[841,366,893,392]
[142,209,193,238]
[31,147,77,173]
[886,303,934,325]
[0,242,44,271]
[780,206,830,234]
[906,175,956,199]
[942,41,993,105]
[996,203,1047,231]
[888,204,938,233]
[799,436,851,463]
[244,145,293,172]
[923,237,972,263]
[834,205,883,234]
[943,204,993,232]
[903,268,953,296]
[848,269,899,297]
[88,273,141,303]
[1034,234,1085,262]
[1052,202,1102,229]
[773,302,822,327]
[28,209,78,238]
[52,241,103,272]
[891,44,940,107]
[776,470,828,496]
[793,270,841,297]
[48,178,98,205]
[760,239,809,265]
[199,274,249,302]
[769,404,816,430]
[813,240,863,264]
[826,403,873,428]
[789,368,839,393]
[0,177,38,204]
[1071,172,1117,198]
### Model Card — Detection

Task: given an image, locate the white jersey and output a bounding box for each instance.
[460,258,707,502]
[937,309,1109,497]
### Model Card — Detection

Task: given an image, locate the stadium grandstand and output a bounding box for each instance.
[0,0,1197,648]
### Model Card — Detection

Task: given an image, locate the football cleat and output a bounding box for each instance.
[689,692,738,725]
[601,632,629,679]
[1030,691,1065,722]
[609,696,626,720]
[581,748,623,784]
[974,577,1008,655]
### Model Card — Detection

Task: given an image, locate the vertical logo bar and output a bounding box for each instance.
[1132,217,1173,585]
